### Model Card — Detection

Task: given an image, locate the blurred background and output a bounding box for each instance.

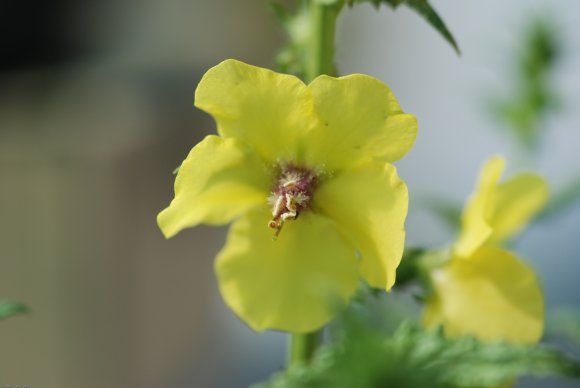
[0,0,579,387]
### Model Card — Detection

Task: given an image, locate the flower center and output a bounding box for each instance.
[268,165,317,239]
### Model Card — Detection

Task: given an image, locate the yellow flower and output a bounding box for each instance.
[423,156,548,343]
[157,59,418,333]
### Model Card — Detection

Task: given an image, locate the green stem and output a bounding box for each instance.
[288,331,323,369]
[305,0,343,82]
[285,0,343,373]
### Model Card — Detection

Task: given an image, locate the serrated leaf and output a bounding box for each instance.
[256,320,580,388]
[403,0,460,54]
[352,0,460,54]
[0,301,29,321]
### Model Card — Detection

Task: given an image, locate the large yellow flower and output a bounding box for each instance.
[158,59,417,333]
[423,156,548,343]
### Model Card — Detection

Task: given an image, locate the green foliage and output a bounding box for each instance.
[271,0,459,78]
[347,0,460,54]
[489,16,561,151]
[389,247,426,288]
[394,247,452,295]
[314,0,344,5]
[0,301,28,321]
[256,321,580,388]
[400,0,460,54]
[270,1,311,78]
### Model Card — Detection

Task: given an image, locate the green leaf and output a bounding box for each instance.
[350,0,460,54]
[314,0,344,5]
[486,16,561,151]
[348,0,385,8]
[383,0,410,8]
[0,301,29,321]
[255,321,580,388]
[270,1,311,78]
[402,0,460,54]
[390,247,427,287]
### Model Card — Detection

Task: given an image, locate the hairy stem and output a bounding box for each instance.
[286,0,344,372]
[304,0,343,82]
[288,331,323,368]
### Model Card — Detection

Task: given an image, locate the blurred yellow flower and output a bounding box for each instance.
[423,156,548,343]
[157,59,417,333]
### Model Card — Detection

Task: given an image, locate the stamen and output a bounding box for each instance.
[285,193,297,213]
[272,195,284,217]
[268,165,317,239]
[281,210,296,221]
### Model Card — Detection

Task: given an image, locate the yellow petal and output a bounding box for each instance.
[314,162,408,290]
[194,59,316,163]
[215,209,359,333]
[454,156,505,258]
[422,294,445,329]
[157,135,270,238]
[489,173,549,243]
[304,74,417,170]
[423,246,544,344]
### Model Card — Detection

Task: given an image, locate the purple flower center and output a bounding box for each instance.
[268,165,317,238]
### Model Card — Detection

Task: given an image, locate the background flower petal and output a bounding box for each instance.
[489,173,549,243]
[157,135,270,238]
[454,156,505,258]
[314,162,408,290]
[194,59,316,163]
[304,74,417,170]
[215,209,358,333]
[425,246,544,344]
[422,294,446,330]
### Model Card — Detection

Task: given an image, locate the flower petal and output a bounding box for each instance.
[314,162,408,290]
[454,156,505,258]
[304,74,417,170]
[489,173,548,243]
[422,294,445,329]
[215,209,359,333]
[157,135,270,238]
[194,59,316,163]
[423,246,544,344]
